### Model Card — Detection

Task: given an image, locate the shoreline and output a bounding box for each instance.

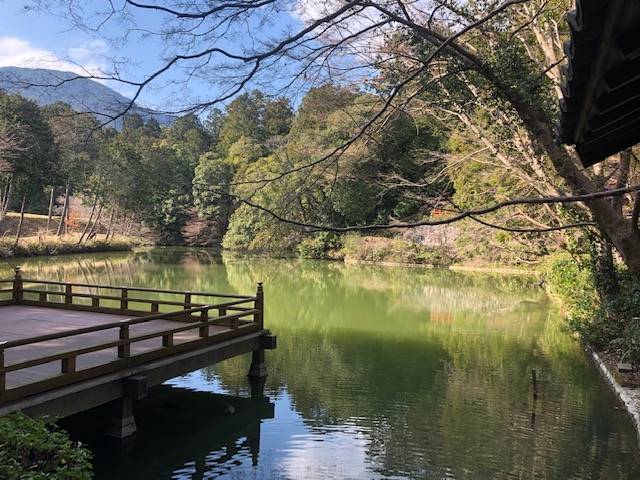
[589,348,640,445]
[0,243,542,277]
[0,235,142,259]
[223,250,542,275]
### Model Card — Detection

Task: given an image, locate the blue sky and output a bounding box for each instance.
[0,1,305,111]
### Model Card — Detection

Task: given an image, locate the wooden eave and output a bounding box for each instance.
[559,0,640,167]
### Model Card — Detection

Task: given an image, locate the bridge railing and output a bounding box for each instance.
[0,267,264,402]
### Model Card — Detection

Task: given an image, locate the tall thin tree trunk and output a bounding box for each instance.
[125,215,134,236]
[119,213,128,236]
[78,197,98,245]
[85,202,103,243]
[3,175,13,214]
[1,175,13,224]
[105,207,115,242]
[14,195,26,247]
[46,187,55,235]
[65,199,70,235]
[56,182,70,236]
[0,179,8,213]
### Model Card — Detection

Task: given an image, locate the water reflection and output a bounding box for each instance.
[63,382,274,479]
[4,249,639,479]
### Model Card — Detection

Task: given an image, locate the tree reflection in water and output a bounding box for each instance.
[11,249,640,480]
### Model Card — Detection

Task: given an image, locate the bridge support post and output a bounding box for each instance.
[247,334,276,379]
[106,396,137,439]
[248,348,267,378]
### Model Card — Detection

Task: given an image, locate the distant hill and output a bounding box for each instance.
[0,66,174,129]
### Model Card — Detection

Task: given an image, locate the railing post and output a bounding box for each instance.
[219,307,235,329]
[12,266,22,304]
[255,282,264,329]
[120,289,128,312]
[184,293,192,310]
[0,342,6,398]
[199,308,209,337]
[61,355,76,374]
[64,285,72,305]
[118,324,130,358]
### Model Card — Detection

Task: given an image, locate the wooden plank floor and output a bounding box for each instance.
[0,305,232,390]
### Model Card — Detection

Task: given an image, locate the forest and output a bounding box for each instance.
[1,1,640,478]
[0,82,594,265]
[0,0,638,373]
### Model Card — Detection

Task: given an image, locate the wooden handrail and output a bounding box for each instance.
[0,309,258,374]
[18,278,252,299]
[19,288,256,309]
[0,268,266,401]
[0,304,218,349]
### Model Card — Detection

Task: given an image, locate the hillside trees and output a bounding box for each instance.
[223,85,445,252]
[33,0,640,273]
[192,92,294,243]
[0,92,59,239]
[44,102,103,235]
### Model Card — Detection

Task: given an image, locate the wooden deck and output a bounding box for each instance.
[0,267,275,421]
[1,305,235,390]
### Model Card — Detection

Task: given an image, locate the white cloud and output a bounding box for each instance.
[0,36,107,77]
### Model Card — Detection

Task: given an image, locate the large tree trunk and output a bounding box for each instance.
[46,187,55,235]
[447,44,640,275]
[400,23,640,274]
[511,100,640,275]
[14,195,26,247]
[56,182,70,237]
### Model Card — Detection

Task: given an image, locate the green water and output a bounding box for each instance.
[4,248,640,479]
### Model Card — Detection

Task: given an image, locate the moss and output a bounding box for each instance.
[0,413,92,479]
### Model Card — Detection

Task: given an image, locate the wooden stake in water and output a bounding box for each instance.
[531,368,538,399]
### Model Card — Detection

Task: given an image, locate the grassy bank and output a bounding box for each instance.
[226,233,543,274]
[293,233,457,267]
[0,234,144,258]
[544,252,640,385]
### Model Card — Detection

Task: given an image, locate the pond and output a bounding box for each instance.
[4,248,640,479]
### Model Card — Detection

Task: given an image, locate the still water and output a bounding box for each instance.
[5,248,640,479]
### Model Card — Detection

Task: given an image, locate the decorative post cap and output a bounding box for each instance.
[14,266,21,276]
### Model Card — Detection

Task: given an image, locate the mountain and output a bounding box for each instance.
[0,66,174,129]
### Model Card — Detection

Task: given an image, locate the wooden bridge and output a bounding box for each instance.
[0,267,276,437]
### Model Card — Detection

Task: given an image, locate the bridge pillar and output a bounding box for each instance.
[106,396,137,439]
[248,349,267,378]
[248,334,276,379]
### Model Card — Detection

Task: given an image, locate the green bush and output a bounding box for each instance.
[297,232,342,259]
[340,235,455,266]
[544,252,640,363]
[0,413,92,479]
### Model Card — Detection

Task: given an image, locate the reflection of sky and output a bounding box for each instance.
[164,373,391,480]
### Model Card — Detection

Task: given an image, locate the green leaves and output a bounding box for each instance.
[0,413,92,480]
